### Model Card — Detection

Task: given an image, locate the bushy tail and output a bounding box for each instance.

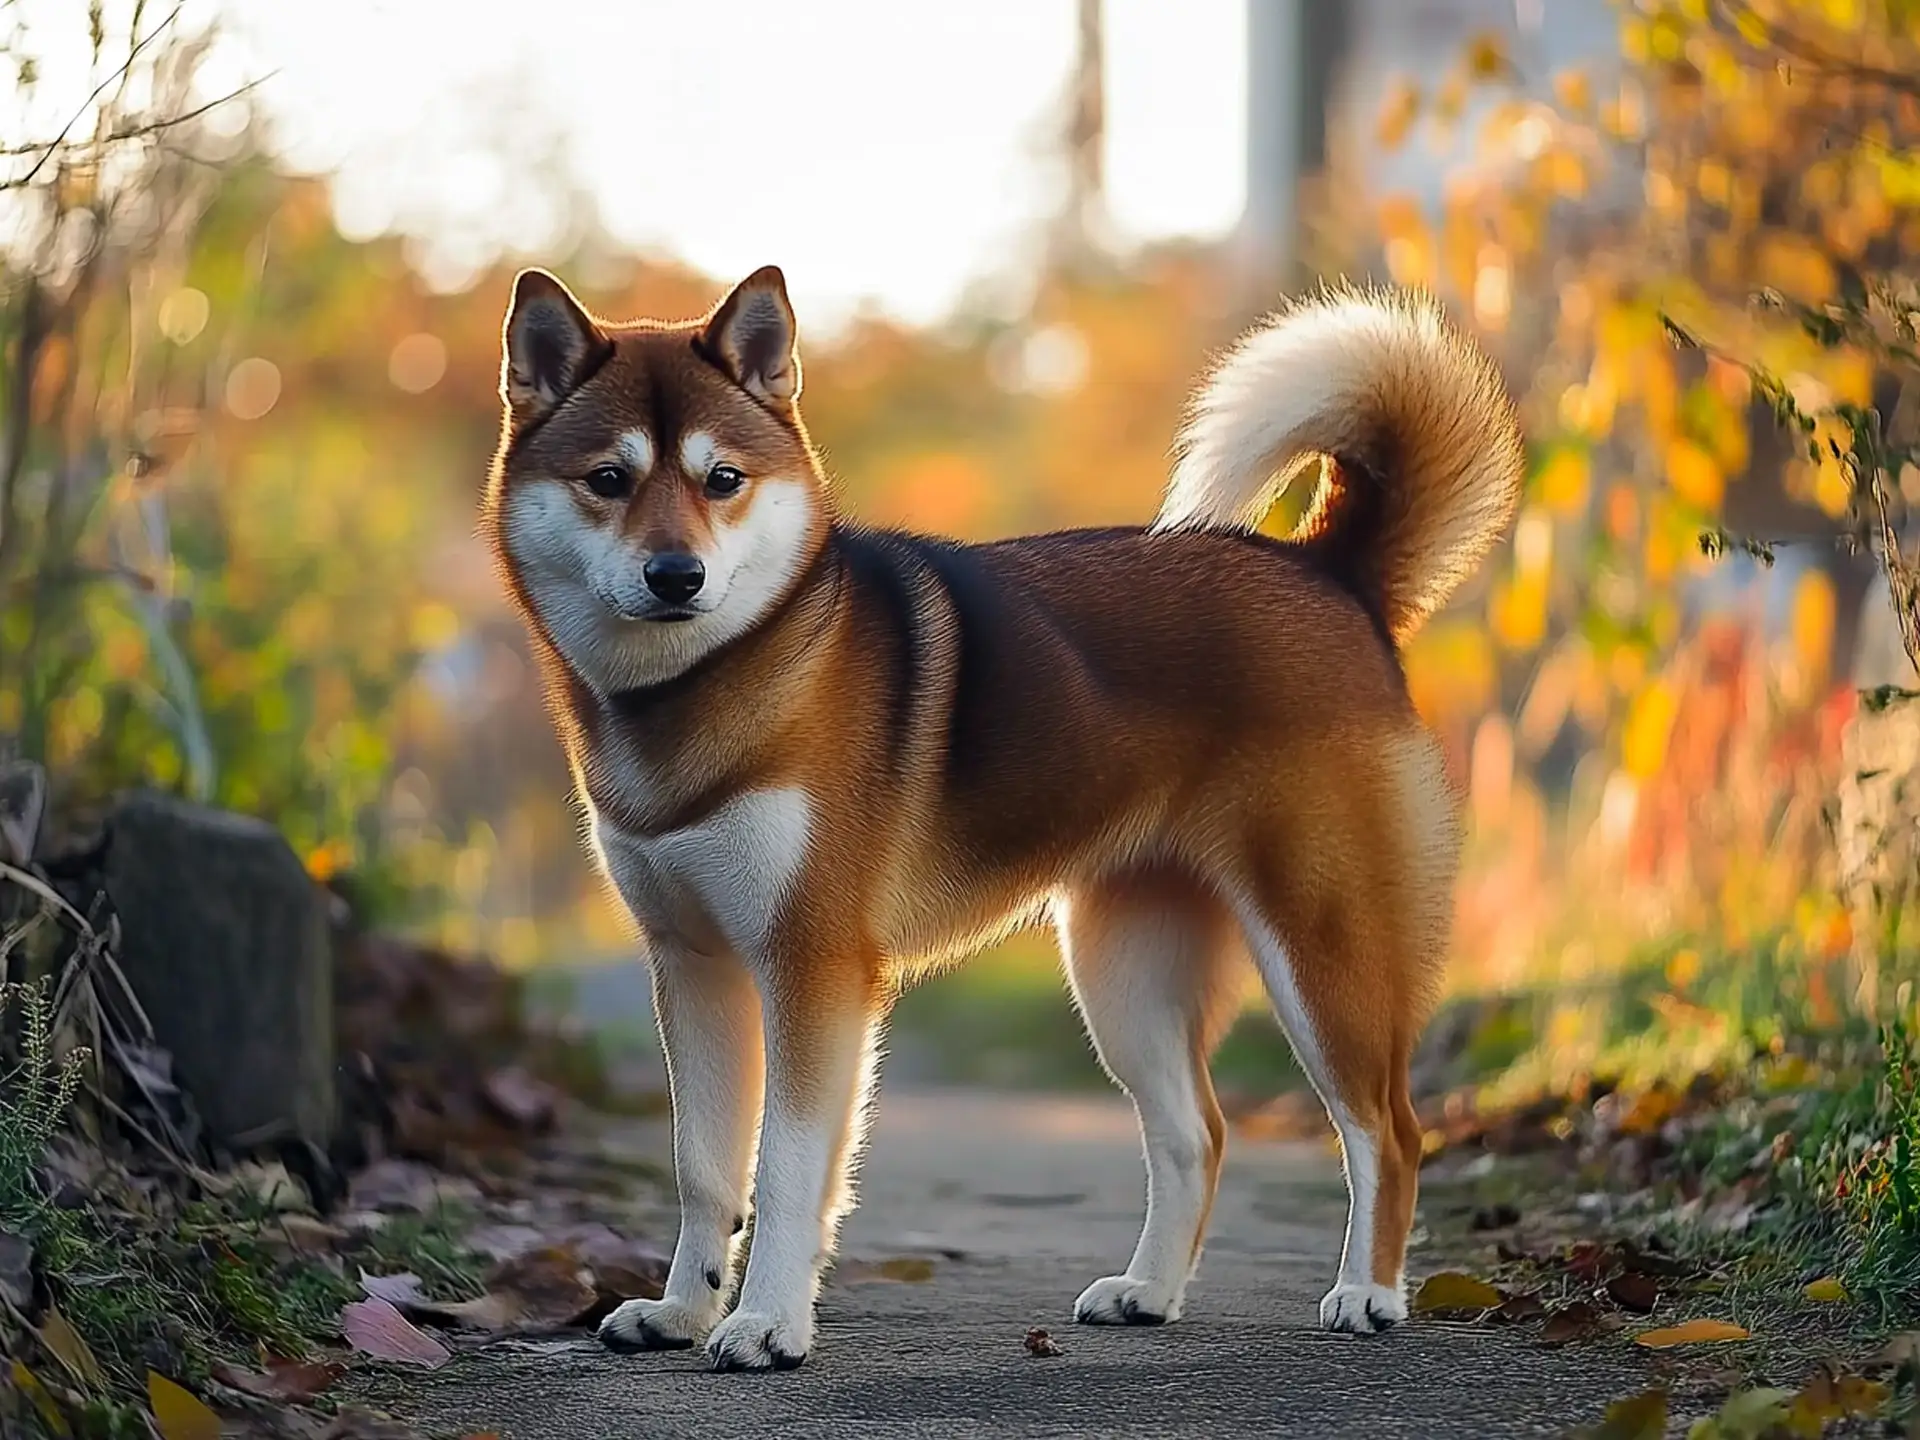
[1155,285,1524,646]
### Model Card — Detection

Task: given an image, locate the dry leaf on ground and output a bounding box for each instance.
[1634,1318,1749,1348]
[1790,1367,1889,1426]
[1489,1292,1546,1324]
[358,1270,428,1307]
[1605,1272,1660,1315]
[339,1298,452,1367]
[1410,1271,1502,1316]
[1801,1275,1847,1302]
[409,1246,598,1333]
[1589,1387,1666,1440]
[1539,1300,1604,1348]
[1871,1331,1920,1367]
[210,1357,346,1402]
[147,1372,220,1440]
[1024,1327,1063,1357]
[38,1306,104,1388]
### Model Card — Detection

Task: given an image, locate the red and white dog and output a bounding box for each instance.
[482,264,1522,1371]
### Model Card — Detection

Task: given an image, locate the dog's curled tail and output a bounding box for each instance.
[1155,285,1524,646]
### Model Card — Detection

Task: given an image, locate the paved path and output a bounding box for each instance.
[393,1090,1651,1438]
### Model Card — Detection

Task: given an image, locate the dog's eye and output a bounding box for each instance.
[705,464,746,498]
[584,465,631,499]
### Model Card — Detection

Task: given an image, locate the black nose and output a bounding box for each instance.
[642,552,706,605]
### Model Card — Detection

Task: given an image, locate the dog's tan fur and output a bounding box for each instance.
[482,265,1524,1369]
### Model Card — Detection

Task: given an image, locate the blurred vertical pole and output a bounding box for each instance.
[1240,0,1350,306]
[1051,0,1108,277]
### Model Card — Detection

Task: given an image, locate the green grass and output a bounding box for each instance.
[887,933,1305,1093]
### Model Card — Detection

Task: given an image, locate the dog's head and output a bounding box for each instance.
[485,266,828,692]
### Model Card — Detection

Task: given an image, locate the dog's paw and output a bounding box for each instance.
[1319,1282,1406,1334]
[599,1296,719,1352]
[1073,1274,1181,1326]
[705,1306,811,1372]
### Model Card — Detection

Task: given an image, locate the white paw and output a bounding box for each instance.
[599,1295,721,1352]
[1073,1274,1182,1326]
[705,1306,812,1372]
[1319,1281,1406,1334]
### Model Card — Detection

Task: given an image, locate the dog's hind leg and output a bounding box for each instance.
[1059,869,1246,1325]
[1234,732,1455,1333]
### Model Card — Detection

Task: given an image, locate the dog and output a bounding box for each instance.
[482,263,1523,1371]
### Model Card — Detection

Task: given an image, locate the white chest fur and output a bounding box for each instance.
[591,787,813,961]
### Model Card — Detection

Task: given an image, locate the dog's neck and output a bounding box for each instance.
[546,520,847,834]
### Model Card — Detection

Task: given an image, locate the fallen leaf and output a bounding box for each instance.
[207,1161,311,1214]
[409,1247,598,1333]
[1564,1240,1612,1282]
[1540,1300,1603,1348]
[339,1298,452,1367]
[12,1360,70,1437]
[1024,1326,1063,1357]
[1870,1331,1920,1367]
[147,1373,220,1440]
[1710,1386,1793,1434]
[210,1357,346,1402]
[38,1306,103,1389]
[1790,1366,1889,1426]
[1606,1271,1660,1314]
[1590,1387,1666,1440]
[1411,1271,1502,1316]
[358,1270,428,1307]
[1489,1291,1547,1324]
[482,1066,560,1131]
[1634,1318,1749,1348]
[1801,1275,1847,1302]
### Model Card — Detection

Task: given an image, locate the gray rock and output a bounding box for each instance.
[103,790,335,1151]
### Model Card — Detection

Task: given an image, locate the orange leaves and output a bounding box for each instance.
[1376,79,1420,150]
[1666,439,1723,512]
[1622,682,1679,780]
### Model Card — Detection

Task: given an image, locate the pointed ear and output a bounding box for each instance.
[501,269,609,421]
[698,265,801,404]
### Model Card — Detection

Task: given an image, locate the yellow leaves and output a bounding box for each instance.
[37,1307,103,1390]
[1622,682,1679,780]
[1591,1387,1667,1440]
[1553,67,1592,116]
[1491,574,1549,653]
[12,1361,69,1436]
[1536,447,1590,516]
[1734,9,1770,46]
[1790,569,1836,693]
[1411,1271,1503,1314]
[148,1372,221,1440]
[1666,439,1724,511]
[1377,78,1420,150]
[1465,31,1509,81]
[1757,234,1837,307]
[1802,1276,1847,1302]
[408,600,461,652]
[1634,1317,1749,1347]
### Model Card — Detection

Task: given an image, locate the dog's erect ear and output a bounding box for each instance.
[502,269,609,421]
[699,266,801,404]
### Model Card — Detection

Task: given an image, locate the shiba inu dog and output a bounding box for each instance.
[482,263,1523,1372]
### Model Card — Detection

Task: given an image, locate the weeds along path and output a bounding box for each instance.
[370,1089,1656,1439]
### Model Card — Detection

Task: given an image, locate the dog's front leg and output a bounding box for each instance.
[706,954,879,1372]
[600,945,764,1352]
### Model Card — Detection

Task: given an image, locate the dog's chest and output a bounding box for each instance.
[590,787,812,961]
